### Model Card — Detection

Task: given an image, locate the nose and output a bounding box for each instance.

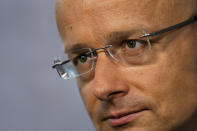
[92,52,129,101]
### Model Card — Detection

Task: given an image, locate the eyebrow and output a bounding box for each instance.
[65,43,94,53]
[65,28,143,53]
[105,29,142,44]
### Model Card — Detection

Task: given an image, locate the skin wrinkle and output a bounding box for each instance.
[55,0,197,131]
[57,0,196,49]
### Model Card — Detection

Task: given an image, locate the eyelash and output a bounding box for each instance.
[120,39,148,48]
[122,39,147,43]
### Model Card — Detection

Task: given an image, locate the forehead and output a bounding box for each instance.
[56,0,189,26]
[56,0,192,50]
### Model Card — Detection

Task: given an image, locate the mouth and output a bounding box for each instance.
[102,108,149,127]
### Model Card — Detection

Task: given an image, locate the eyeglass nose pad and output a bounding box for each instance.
[143,30,152,50]
[105,49,119,62]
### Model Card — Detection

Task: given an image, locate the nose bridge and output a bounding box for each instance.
[92,52,128,101]
[95,52,117,79]
[94,45,117,63]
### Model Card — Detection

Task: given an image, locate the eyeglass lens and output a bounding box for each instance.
[54,35,152,79]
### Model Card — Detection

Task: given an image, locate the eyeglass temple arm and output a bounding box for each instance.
[140,15,197,38]
[52,60,70,68]
[52,45,112,68]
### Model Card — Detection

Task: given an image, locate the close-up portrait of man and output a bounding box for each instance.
[53,0,197,130]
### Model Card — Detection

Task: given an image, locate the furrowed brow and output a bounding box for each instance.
[105,29,143,44]
[65,43,94,53]
[65,29,143,53]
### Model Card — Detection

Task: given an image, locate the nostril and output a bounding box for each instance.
[107,91,124,99]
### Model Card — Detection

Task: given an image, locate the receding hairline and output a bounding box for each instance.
[55,0,197,26]
[55,0,197,45]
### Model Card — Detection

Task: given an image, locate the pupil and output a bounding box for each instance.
[127,40,136,48]
[79,55,87,63]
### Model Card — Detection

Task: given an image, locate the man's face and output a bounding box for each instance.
[56,0,197,130]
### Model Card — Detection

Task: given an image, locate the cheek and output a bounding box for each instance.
[122,35,197,126]
[77,80,97,118]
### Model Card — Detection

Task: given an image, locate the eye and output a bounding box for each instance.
[123,39,143,49]
[121,39,148,52]
[73,52,92,65]
[119,39,150,57]
[78,55,88,63]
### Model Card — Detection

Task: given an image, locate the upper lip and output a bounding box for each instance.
[101,108,148,121]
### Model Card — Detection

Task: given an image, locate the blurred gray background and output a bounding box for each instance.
[0,0,95,131]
